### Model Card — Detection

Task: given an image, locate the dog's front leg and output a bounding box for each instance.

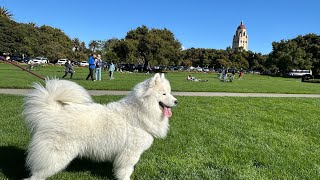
[113,132,153,180]
[113,150,142,180]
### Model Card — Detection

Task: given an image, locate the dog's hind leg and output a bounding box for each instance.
[26,140,78,179]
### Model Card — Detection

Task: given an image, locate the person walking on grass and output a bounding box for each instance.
[109,62,115,80]
[239,69,244,80]
[86,54,96,81]
[95,54,103,81]
[62,60,74,79]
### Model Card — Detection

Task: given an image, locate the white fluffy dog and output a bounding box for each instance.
[23,73,177,180]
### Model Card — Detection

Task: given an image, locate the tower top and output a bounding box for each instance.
[232,21,248,51]
[237,21,246,30]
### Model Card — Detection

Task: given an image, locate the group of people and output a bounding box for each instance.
[218,69,244,82]
[187,68,244,82]
[62,53,115,81]
[86,54,115,81]
[187,75,208,82]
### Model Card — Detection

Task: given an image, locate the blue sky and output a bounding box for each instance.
[2,0,319,54]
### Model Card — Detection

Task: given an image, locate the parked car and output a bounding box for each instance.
[228,68,238,73]
[72,61,80,66]
[186,66,195,71]
[302,74,320,82]
[23,57,33,63]
[10,56,23,62]
[203,67,210,72]
[33,57,48,64]
[135,64,144,72]
[286,69,312,77]
[80,61,89,66]
[57,59,68,65]
[118,64,135,72]
[196,67,203,72]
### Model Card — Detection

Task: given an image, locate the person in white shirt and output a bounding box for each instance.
[95,54,103,81]
[109,62,115,80]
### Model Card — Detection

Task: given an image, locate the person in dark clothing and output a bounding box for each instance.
[62,60,74,79]
[86,54,96,81]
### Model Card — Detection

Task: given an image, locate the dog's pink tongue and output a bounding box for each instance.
[163,107,172,118]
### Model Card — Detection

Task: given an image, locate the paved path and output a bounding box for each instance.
[1,88,320,98]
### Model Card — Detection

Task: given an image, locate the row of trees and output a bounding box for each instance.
[1,6,320,74]
[0,14,90,61]
[267,34,320,74]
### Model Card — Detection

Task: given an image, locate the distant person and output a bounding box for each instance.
[95,54,103,81]
[28,59,35,71]
[223,68,228,82]
[187,74,207,82]
[230,69,236,81]
[62,60,74,79]
[239,69,244,79]
[86,54,96,81]
[109,62,115,80]
[187,74,197,81]
[103,61,108,71]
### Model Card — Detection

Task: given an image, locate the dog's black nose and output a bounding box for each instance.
[174,100,178,105]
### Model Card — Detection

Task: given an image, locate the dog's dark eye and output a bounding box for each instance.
[163,93,166,95]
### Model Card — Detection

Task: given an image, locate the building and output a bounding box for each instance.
[232,21,248,51]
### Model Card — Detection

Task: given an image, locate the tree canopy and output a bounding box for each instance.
[0,15,88,62]
[114,25,182,70]
[0,6,13,20]
[268,33,320,74]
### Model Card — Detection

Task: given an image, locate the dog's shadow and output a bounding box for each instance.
[0,146,115,180]
[0,146,28,179]
[67,157,115,179]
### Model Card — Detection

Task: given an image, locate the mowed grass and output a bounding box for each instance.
[1,94,319,179]
[1,63,320,94]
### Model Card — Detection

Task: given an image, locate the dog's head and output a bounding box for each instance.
[150,73,177,118]
[133,73,178,118]
[129,73,177,138]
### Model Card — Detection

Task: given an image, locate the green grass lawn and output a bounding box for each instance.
[1,94,319,179]
[1,63,320,94]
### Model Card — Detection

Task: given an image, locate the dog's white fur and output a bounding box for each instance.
[23,73,177,180]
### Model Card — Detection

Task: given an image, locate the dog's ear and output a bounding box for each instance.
[160,73,165,79]
[149,73,161,87]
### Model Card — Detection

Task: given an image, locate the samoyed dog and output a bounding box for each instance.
[23,73,177,180]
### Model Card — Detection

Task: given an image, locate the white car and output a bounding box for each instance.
[33,57,48,64]
[196,67,203,72]
[287,69,312,77]
[203,67,209,72]
[57,59,68,65]
[80,61,89,66]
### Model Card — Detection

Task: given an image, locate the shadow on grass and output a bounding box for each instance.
[66,158,115,179]
[0,146,28,180]
[0,146,115,180]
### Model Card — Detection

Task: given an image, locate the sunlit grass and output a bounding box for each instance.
[1,63,320,93]
[1,95,319,179]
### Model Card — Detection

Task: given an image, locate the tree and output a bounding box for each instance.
[89,40,98,52]
[0,7,13,20]
[112,39,137,64]
[28,22,37,27]
[123,25,182,71]
[269,37,314,73]
[72,38,81,51]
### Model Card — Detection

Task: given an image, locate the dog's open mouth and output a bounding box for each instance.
[159,102,172,118]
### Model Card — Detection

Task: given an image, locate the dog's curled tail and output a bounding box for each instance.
[23,78,93,132]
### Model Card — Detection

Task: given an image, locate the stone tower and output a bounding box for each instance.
[232,21,248,51]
